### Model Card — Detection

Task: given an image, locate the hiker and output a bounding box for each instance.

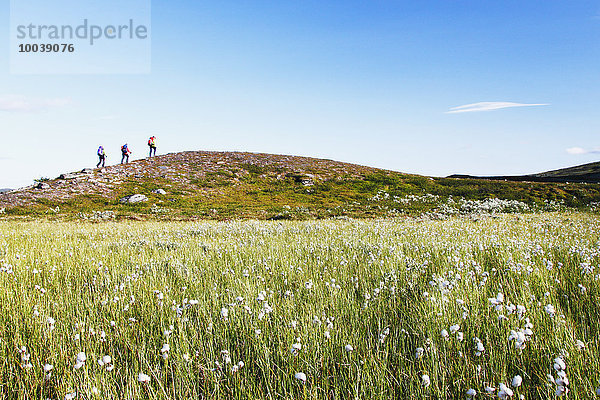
[148,136,157,157]
[96,146,106,168]
[121,143,132,164]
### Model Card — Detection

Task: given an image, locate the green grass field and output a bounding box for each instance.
[1,213,599,399]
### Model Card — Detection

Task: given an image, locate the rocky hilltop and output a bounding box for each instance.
[2,151,375,207]
[1,151,598,220]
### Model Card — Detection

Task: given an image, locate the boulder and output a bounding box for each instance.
[152,189,167,195]
[35,182,50,190]
[59,172,84,180]
[120,194,148,204]
[81,168,94,174]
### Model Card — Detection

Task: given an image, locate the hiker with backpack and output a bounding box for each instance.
[96,146,106,168]
[121,143,132,164]
[148,136,157,157]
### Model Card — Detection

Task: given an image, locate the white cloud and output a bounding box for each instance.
[446,102,548,114]
[566,147,587,155]
[566,147,600,155]
[0,95,71,112]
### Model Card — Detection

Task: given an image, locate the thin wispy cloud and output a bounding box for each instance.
[446,102,548,114]
[566,147,600,155]
[0,95,71,112]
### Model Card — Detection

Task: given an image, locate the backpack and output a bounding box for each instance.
[97,147,104,156]
[121,145,128,153]
[148,138,152,146]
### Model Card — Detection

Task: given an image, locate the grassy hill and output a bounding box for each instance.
[1,151,600,220]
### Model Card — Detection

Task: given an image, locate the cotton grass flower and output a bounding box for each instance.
[552,356,569,396]
[231,360,245,373]
[221,350,231,364]
[473,338,485,356]
[421,374,430,387]
[466,388,476,397]
[291,342,302,355]
[553,357,566,371]
[498,383,514,398]
[98,355,113,371]
[160,345,170,359]
[19,346,32,369]
[441,329,449,340]
[43,363,53,380]
[511,375,522,387]
[488,292,504,306]
[379,327,390,343]
[415,347,424,359]
[294,372,307,383]
[47,317,56,332]
[138,372,151,383]
[74,352,87,369]
[509,329,529,350]
[345,344,354,352]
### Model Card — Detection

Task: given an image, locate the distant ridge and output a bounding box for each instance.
[448,161,600,183]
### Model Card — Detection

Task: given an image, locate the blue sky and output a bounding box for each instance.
[1,1,599,188]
